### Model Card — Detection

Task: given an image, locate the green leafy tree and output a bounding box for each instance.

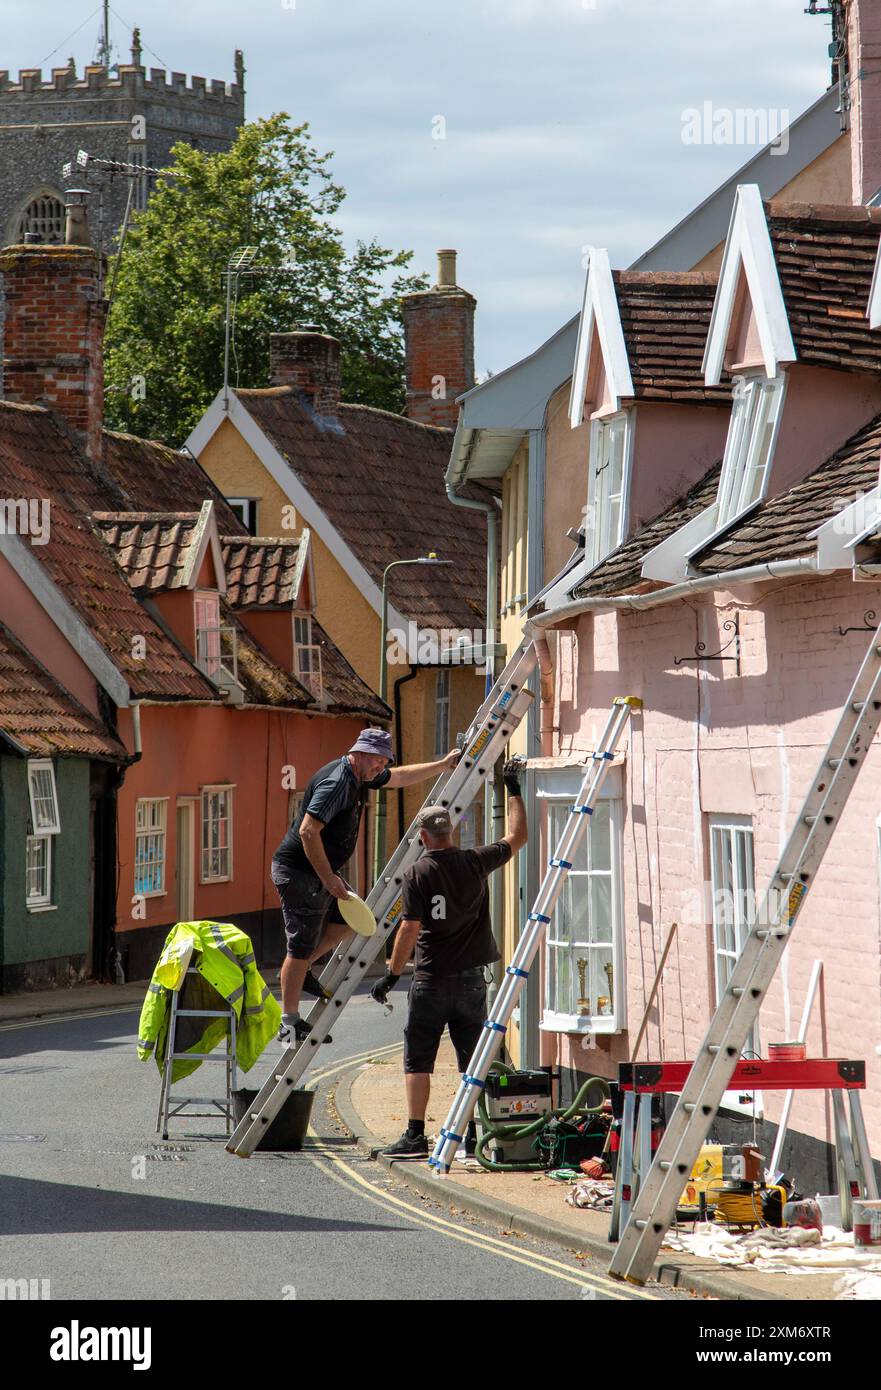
[104,115,427,443]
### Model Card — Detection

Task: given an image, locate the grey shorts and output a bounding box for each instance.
[271,862,345,961]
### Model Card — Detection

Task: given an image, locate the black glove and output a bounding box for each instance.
[370,971,400,1006]
[502,759,523,798]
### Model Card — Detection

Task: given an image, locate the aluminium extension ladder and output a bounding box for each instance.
[226,635,539,1157]
[156,967,238,1139]
[429,695,643,1175]
[610,621,881,1286]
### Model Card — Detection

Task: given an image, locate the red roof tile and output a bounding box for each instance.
[92,512,201,591]
[234,389,488,631]
[0,622,127,759]
[222,536,303,608]
[612,271,730,404]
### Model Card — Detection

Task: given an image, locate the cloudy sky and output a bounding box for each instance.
[12,0,831,376]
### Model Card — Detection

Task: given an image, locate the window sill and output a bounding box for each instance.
[540,1011,620,1035]
[135,889,167,900]
[200,875,231,886]
[27,903,58,915]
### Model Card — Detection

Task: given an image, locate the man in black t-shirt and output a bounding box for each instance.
[272,727,460,1044]
[371,761,527,1158]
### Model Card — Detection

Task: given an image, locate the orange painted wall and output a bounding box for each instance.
[115,702,366,934]
[238,609,294,672]
[0,553,103,716]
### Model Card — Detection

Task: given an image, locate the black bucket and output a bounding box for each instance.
[232,1086,315,1152]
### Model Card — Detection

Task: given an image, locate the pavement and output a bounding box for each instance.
[0,973,678,1302]
[335,1028,847,1303]
[0,972,846,1302]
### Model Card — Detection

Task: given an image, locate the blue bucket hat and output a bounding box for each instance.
[349,728,395,763]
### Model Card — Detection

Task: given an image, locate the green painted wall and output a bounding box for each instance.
[0,757,92,971]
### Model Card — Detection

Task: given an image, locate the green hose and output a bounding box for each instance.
[474,1063,611,1172]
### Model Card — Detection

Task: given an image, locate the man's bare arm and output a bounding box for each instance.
[502,794,528,855]
[299,813,348,899]
[389,919,421,974]
[386,748,459,789]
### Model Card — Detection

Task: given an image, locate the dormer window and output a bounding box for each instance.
[715,373,786,527]
[294,614,323,701]
[586,411,632,568]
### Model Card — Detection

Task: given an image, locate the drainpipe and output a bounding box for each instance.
[531,628,556,756]
[393,664,419,840]
[526,555,821,629]
[445,473,503,1005]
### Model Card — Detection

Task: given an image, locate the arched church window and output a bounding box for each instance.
[17,195,65,245]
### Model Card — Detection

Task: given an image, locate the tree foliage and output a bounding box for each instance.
[104,115,427,443]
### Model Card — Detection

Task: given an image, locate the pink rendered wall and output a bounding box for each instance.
[546,575,881,1156]
[770,364,881,496]
[0,552,103,716]
[629,403,728,530]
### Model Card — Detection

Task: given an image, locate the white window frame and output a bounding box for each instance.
[26,833,53,910]
[201,785,234,884]
[709,814,762,1113]
[27,759,61,835]
[714,372,786,529]
[294,614,323,701]
[434,666,451,757]
[538,765,625,1035]
[227,497,258,534]
[135,798,168,898]
[585,410,633,570]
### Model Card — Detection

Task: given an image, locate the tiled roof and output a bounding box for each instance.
[310,617,390,720]
[92,512,201,591]
[0,403,216,701]
[223,536,303,608]
[219,599,312,709]
[570,464,722,599]
[693,412,881,574]
[0,622,127,760]
[613,271,729,404]
[766,202,881,375]
[234,389,488,631]
[103,431,243,531]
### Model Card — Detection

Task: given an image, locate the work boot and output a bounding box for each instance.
[381,1130,429,1159]
[302,968,332,1000]
[277,1017,332,1045]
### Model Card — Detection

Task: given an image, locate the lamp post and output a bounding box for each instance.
[373,553,453,884]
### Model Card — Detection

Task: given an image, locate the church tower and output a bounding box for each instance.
[0,23,245,249]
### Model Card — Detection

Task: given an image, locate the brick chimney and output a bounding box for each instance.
[845,0,881,204]
[0,189,105,463]
[269,328,341,415]
[402,250,476,429]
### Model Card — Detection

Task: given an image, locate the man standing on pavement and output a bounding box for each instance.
[371,760,527,1157]
[272,728,460,1044]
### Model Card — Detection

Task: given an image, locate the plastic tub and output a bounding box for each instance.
[232,1086,315,1152]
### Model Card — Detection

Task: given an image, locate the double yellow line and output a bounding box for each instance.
[305,1045,657,1300]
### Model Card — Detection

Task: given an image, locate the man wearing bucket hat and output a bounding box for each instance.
[371,759,527,1158]
[272,728,460,1043]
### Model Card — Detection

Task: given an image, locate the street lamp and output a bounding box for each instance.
[373,553,453,883]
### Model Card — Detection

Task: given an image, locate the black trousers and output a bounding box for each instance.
[403,969,488,1074]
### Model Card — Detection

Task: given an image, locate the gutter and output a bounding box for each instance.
[526,555,821,629]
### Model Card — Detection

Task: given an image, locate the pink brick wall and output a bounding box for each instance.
[547,575,881,1155]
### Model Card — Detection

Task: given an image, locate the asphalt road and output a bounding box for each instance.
[0,985,669,1302]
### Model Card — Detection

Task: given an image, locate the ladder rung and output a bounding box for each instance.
[169,1052,230,1061]
[175,1009,231,1017]
[167,1096,229,1106]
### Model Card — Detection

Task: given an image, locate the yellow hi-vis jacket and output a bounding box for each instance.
[137,920,281,1082]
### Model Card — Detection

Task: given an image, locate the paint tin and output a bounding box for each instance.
[768,1042,806,1062]
[853,1199,881,1248]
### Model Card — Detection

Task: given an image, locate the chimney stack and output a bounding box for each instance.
[845,0,881,204]
[64,187,92,247]
[269,328,341,415]
[0,190,105,463]
[402,249,475,429]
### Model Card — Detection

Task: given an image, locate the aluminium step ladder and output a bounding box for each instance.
[429,696,643,1176]
[226,635,539,1157]
[156,967,238,1139]
[610,621,881,1286]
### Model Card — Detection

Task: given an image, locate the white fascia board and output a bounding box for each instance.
[569,249,634,428]
[292,527,314,612]
[869,238,881,330]
[703,185,796,386]
[0,533,130,707]
[640,505,719,583]
[217,393,408,634]
[816,486,881,569]
[184,500,227,597]
[183,392,227,457]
